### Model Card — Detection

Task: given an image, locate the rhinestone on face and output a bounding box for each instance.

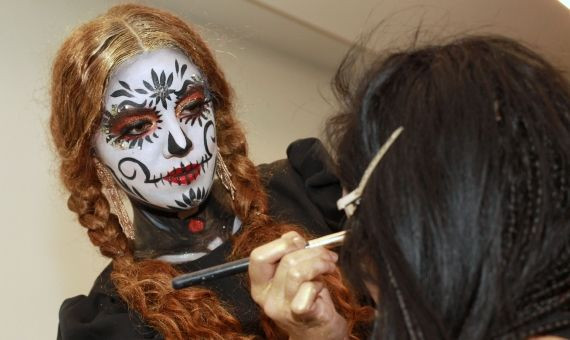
[190,74,204,84]
[110,104,119,116]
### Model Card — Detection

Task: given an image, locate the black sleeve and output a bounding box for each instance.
[58,138,342,339]
[57,265,161,340]
[260,138,345,237]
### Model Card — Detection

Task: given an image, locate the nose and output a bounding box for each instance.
[164,128,192,158]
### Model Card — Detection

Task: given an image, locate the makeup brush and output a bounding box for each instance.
[172,230,346,289]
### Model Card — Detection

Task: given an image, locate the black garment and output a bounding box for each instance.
[57,138,343,340]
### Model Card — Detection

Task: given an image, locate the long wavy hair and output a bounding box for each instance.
[51,4,369,339]
[328,35,570,339]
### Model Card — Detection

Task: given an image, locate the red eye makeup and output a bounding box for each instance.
[102,107,163,149]
[175,86,212,126]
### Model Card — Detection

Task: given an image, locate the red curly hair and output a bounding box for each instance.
[50,4,371,339]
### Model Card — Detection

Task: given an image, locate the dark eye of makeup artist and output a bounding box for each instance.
[176,87,210,118]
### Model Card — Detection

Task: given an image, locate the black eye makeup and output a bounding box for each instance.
[175,86,212,126]
[102,105,163,149]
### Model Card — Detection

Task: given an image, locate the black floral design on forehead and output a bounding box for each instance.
[175,59,187,78]
[142,69,175,109]
[110,69,175,110]
[109,59,208,110]
[173,58,209,95]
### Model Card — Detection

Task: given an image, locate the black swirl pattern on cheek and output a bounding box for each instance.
[118,157,163,184]
[102,163,148,203]
[202,120,215,158]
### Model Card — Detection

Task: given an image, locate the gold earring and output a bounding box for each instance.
[215,150,236,200]
[94,160,135,240]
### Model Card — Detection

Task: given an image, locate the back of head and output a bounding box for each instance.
[329,35,570,339]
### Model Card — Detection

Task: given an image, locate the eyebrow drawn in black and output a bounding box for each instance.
[110,80,136,98]
[116,99,149,113]
[174,80,200,98]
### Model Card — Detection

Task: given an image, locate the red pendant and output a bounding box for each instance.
[188,218,205,233]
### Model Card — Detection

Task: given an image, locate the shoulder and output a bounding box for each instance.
[58,264,160,340]
[258,138,344,237]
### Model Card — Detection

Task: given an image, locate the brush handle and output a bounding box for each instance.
[172,257,249,289]
[171,230,346,290]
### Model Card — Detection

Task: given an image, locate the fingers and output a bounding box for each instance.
[278,248,338,301]
[291,282,345,340]
[290,281,325,317]
[249,231,306,301]
[248,231,347,339]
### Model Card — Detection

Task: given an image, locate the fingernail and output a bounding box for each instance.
[292,236,305,247]
[291,299,309,313]
[291,291,312,313]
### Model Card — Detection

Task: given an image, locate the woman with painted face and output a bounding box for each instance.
[51,4,370,339]
[252,35,570,339]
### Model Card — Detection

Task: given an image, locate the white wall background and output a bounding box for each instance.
[0,0,567,339]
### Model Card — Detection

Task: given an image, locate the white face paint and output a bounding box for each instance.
[94,48,217,210]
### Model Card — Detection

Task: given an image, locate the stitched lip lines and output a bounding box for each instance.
[164,163,200,185]
[160,153,212,186]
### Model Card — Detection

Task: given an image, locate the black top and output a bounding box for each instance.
[57,138,344,340]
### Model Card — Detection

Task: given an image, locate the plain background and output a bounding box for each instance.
[0,1,567,338]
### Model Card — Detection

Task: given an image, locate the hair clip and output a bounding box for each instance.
[336,126,404,218]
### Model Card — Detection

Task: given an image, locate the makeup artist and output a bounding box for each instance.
[253,35,570,339]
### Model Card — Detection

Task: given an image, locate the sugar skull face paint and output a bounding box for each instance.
[94,48,217,210]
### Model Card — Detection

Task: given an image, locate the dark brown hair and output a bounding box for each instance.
[328,35,570,339]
